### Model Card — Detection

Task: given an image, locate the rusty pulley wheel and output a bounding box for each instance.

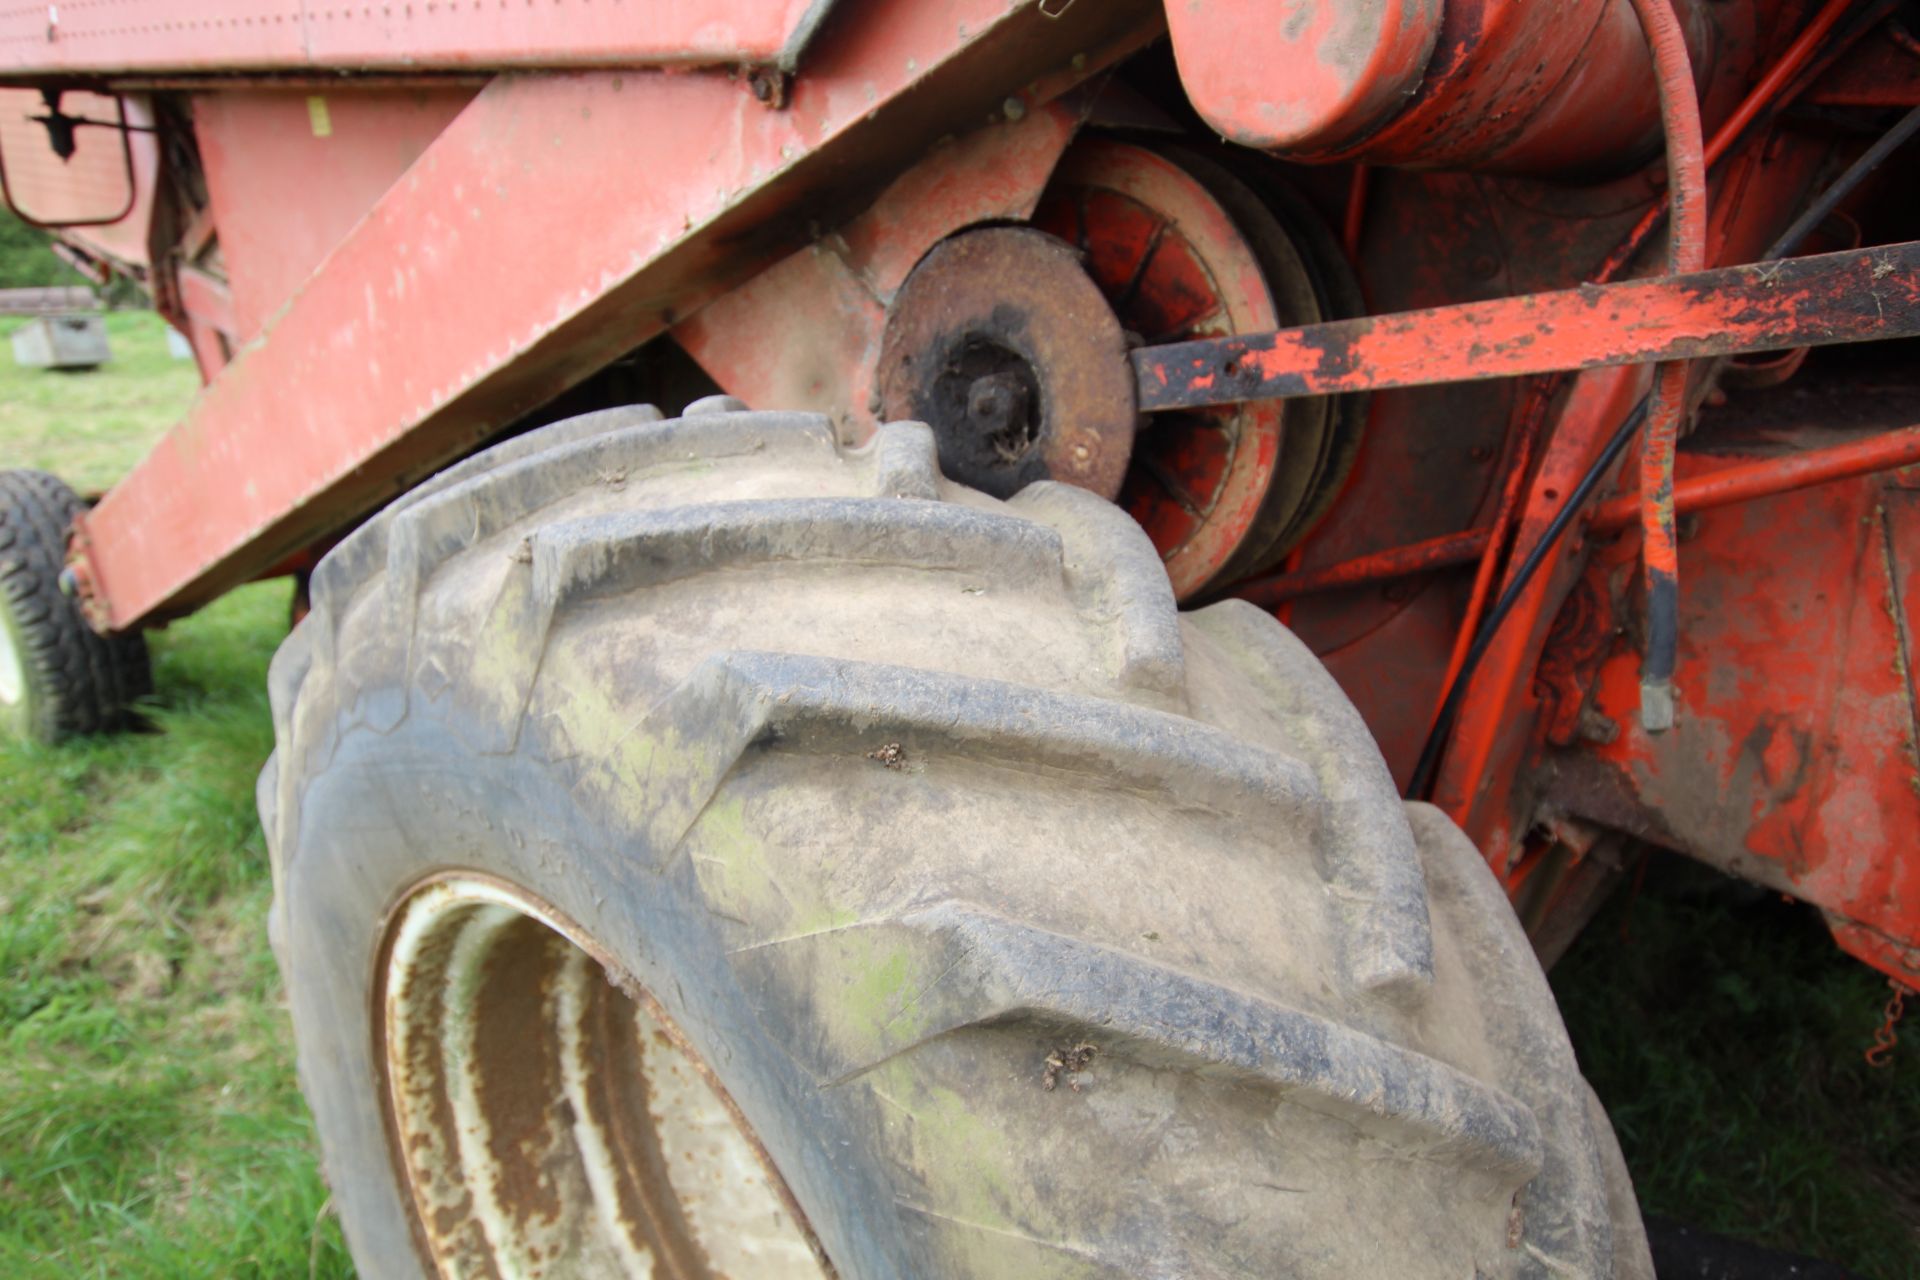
[876,225,1137,500]
[1031,137,1366,599]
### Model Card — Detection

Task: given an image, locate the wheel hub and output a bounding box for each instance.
[0,611,24,708]
[378,874,830,1280]
[878,225,1137,500]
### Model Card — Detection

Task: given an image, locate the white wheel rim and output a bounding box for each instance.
[0,610,26,708]
[379,873,831,1280]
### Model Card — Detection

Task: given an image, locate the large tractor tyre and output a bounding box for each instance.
[0,470,150,744]
[260,400,1652,1279]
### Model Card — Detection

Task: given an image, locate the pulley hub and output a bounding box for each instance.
[877,225,1137,500]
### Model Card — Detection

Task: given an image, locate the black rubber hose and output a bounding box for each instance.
[1405,400,1647,799]
[1406,102,1920,800]
[1762,102,1920,261]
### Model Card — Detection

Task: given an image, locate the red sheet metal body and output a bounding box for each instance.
[63,0,1157,628]
[195,88,476,344]
[0,0,839,78]
[1546,436,1920,975]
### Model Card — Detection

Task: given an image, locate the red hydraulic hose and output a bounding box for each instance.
[1624,0,1707,733]
[1589,424,1920,532]
[1592,0,1860,285]
[1434,0,1871,725]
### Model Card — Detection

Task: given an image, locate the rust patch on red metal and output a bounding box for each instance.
[1544,448,1920,986]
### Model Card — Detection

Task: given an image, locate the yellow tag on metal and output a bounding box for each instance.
[307,96,333,138]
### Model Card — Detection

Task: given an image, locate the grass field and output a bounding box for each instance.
[0,313,351,1277]
[0,310,1914,1278]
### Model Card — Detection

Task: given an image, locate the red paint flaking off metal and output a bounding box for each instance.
[1134,245,1920,409]
[1561,465,1920,981]
[1439,363,1649,849]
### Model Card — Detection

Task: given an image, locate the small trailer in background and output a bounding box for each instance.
[2,285,108,369]
[0,2,1916,1276]
[8,312,109,369]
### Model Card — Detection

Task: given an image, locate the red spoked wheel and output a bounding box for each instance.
[1032,138,1361,600]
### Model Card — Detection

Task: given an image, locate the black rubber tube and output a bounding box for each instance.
[1762,102,1920,262]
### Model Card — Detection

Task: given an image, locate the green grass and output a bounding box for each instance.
[0,317,351,1276]
[1553,868,1920,1278]
[0,312,203,494]
[0,302,1914,1278]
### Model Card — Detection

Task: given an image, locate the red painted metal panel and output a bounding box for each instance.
[673,94,1092,438]
[194,88,476,342]
[76,0,1158,629]
[1549,454,1920,982]
[0,0,838,79]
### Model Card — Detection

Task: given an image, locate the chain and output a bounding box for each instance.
[1864,979,1913,1068]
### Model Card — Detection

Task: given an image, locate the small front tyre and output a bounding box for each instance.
[0,470,149,744]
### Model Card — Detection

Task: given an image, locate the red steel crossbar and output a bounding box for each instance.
[1588,424,1920,530]
[1132,242,1920,411]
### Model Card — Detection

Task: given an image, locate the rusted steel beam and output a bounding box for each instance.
[1232,529,1492,607]
[1132,242,1920,412]
[73,0,1157,631]
[1589,424,1920,531]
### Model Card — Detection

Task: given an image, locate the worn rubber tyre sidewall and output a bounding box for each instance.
[286,709,905,1279]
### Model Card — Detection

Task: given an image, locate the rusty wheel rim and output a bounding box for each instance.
[1032,138,1328,599]
[377,873,831,1279]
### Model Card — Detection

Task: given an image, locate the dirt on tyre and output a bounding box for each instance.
[0,470,150,744]
[259,399,1652,1278]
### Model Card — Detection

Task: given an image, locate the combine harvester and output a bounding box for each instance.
[1,1,1915,1274]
